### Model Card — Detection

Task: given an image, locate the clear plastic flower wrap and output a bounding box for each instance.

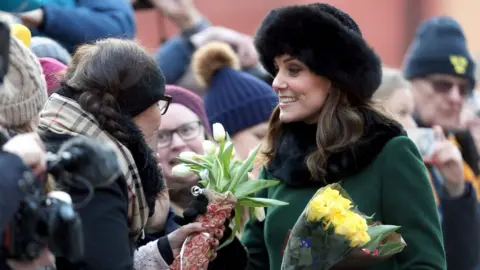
[281,184,406,270]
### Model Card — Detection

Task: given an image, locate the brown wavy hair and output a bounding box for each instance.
[258,87,367,182]
[61,38,164,212]
[62,38,158,144]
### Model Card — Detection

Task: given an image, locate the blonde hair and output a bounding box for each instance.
[373,67,411,101]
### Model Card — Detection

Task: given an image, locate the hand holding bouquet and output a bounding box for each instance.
[170,123,288,270]
[282,184,406,270]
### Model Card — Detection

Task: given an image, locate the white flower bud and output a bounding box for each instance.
[171,164,191,177]
[200,169,209,180]
[179,151,198,160]
[254,207,265,222]
[212,123,226,142]
[202,140,217,156]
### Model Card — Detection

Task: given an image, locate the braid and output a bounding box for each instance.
[76,89,131,145]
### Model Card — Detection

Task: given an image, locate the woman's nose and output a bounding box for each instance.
[272,75,287,92]
[170,133,187,151]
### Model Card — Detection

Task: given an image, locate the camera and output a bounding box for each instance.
[0,129,84,263]
[0,21,10,85]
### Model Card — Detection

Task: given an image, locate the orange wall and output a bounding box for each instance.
[136,0,413,67]
[437,0,480,54]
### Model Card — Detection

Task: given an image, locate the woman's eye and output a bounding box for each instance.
[287,66,301,76]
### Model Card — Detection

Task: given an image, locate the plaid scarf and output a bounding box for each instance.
[38,93,148,240]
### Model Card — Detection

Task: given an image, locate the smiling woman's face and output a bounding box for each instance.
[272,54,331,123]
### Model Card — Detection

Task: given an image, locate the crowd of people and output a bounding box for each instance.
[0,0,479,269]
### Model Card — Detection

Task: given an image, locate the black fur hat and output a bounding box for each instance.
[254,3,382,105]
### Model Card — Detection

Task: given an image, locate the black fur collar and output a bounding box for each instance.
[266,109,405,187]
[55,87,164,217]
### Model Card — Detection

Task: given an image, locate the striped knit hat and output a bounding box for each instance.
[0,32,47,127]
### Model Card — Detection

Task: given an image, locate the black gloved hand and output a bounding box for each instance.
[174,193,209,225]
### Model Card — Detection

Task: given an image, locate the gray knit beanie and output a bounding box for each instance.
[0,35,47,127]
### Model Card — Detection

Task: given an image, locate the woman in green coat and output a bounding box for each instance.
[241,3,446,270]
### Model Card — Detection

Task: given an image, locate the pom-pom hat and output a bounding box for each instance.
[192,41,278,136]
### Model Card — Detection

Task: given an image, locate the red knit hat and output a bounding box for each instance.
[38,57,67,96]
[165,85,211,135]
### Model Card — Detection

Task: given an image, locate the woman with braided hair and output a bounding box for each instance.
[38,38,221,270]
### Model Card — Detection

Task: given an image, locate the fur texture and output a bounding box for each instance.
[192,41,240,88]
[267,108,405,186]
[254,3,382,105]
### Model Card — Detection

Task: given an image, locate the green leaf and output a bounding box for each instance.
[378,241,406,256]
[234,179,280,199]
[239,197,289,207]
[227,144,261,190]
[363,225,401,250]
[211,157,224,191]
[177,157,210,170]
[221,142,235,178]
[218,205,243,251]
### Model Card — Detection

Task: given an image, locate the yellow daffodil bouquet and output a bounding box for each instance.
[169,123,288,270]
[281,184,406,270]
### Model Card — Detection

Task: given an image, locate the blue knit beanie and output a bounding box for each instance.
[403,16,476,89]
[192,41,278,136]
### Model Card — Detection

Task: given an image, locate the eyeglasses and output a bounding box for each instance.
[158,95,172,115]
[425,77,472,97]
[157,121,203,149]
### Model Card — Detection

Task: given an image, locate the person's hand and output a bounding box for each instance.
[174,193,208,225]
[191,27,259,68]
[167,222,222,259]
[2,132,46,175]
[7,248,55,270]
[423,126,465,198]
[149,0,202,30]
[16,9,45,28]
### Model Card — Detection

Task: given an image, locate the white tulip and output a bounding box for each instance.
[171,164,191,177]
[200,169,209,180]
[202,140,217,156]
[179,151,198,160]
[254,207,265,222]
[212,123,226,142]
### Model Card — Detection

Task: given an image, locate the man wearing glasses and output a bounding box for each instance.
[403,16,479,270]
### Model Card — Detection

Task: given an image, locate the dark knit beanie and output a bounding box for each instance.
[65,39,166,118]
[192,41,278,136]
[165,85,211,135]
[254,3,382,105]
[403,16,476,89]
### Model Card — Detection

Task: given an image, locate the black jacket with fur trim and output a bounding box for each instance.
[241,109,446,270]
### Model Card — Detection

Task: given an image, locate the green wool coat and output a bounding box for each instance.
[241,136,446,270]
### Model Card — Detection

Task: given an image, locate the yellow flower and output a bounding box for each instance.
[349,231,371,247]
[327,207,348,228]
[306,197,329,222]
[333,211,369,246]
[333,213,358,236]
[306,186,353,223]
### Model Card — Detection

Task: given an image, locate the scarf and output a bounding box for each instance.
[38,93,149,240]
[267,108,405,186]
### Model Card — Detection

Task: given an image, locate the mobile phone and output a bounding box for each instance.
[0,22,10,84]
[405,128,438,157]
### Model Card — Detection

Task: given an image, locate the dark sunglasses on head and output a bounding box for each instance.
[425,77,472,97]
[158,95,172,115]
